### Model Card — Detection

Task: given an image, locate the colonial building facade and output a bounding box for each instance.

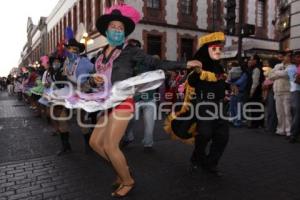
[289,0,300,50]
[20,0,282,66]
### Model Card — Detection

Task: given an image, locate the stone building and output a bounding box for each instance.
[20,0,282,66]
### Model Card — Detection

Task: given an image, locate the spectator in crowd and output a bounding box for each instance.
[263,57,280,134]
[6,75,14,95]
[287,50,300,143]
[269,51,293,137]
[246,55,264,129]
[0,77,7,91]
[121,41,158,151]
[228,61,248,127]
[14,76,23,100]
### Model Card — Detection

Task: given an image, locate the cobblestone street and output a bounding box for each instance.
[1,92,300,200]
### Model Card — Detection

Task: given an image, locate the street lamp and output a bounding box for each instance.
[32,61,40,68]
[80,32,94,54]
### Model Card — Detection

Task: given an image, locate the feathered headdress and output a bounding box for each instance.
[96,4,141,37]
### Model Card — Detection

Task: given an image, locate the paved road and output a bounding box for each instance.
[1,91,300,200]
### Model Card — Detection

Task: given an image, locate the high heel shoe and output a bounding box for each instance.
[111,183,135,198]
[111,180,122,190]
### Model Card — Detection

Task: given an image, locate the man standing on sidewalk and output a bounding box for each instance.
[269,51,293,137]
[121,39,157,152]
[122,89,157,152]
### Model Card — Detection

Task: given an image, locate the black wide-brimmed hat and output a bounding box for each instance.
[49,53,63,65]
[96,9,135,37]
[65,38,85,53]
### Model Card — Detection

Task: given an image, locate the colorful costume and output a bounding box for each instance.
[165,32,229,172]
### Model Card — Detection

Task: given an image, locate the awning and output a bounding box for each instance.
[221,50,238,59]
[222,39,279,59]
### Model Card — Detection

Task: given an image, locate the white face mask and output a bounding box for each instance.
[208,44,223,61]
[52,63,61,70]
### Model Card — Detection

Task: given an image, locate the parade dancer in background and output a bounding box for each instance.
[63,38,95,154]
[53,38,95,155]
[47,53,73,155]
[30,56,49,117]
[39,53,65,136]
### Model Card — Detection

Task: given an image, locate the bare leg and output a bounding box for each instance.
[89,113,110,161]
[104,110,134,196]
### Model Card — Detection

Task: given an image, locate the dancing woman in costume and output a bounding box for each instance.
[88,4,201,198]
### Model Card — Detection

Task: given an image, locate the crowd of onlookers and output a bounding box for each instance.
[226,50,300,143]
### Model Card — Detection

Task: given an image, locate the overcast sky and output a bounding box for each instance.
[0,0,59,76]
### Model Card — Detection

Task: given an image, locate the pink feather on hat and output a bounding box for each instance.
[104,4,141,24]
[40,56,49,66]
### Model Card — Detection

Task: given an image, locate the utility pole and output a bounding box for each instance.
[237,0,244,63]
[213,0,222,31]
[212,0,216,31]
[225,0,236,35]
